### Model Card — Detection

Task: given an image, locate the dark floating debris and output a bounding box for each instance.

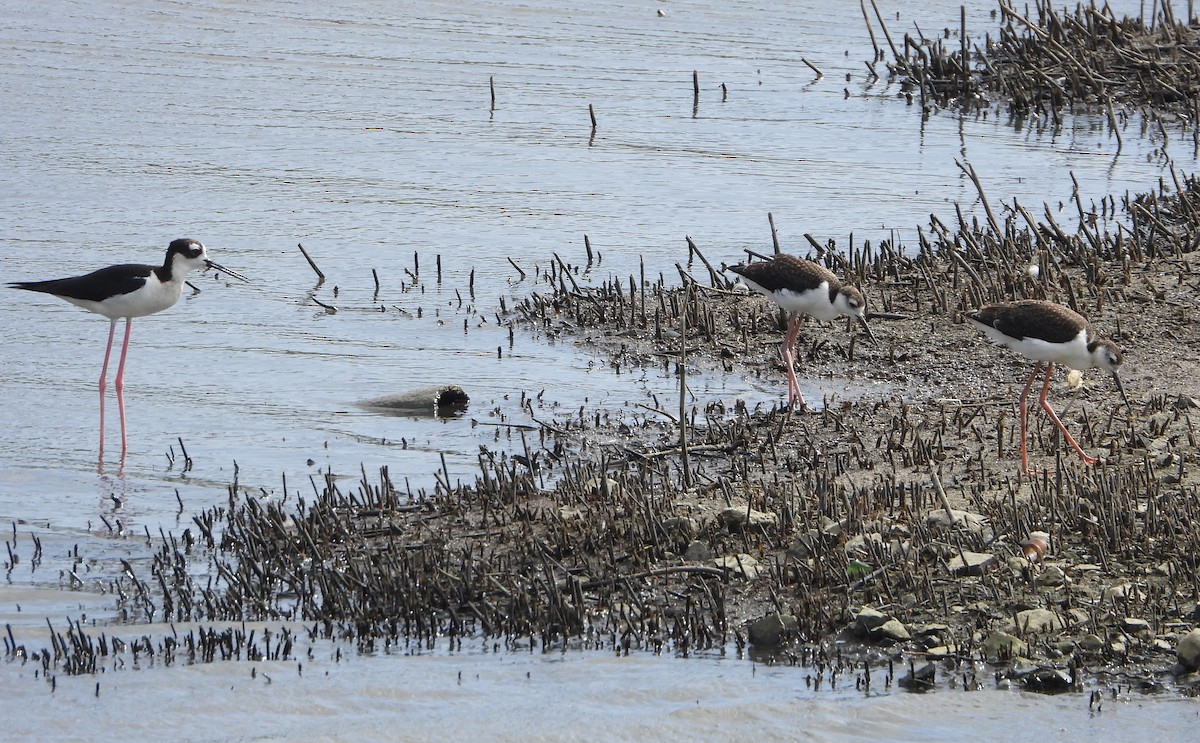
[360,385,470,418]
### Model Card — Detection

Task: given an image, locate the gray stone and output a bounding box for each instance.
[984,631,1028,660]
[898,662,936,691]
[947,551,996,576]
[1121,617,1152,636]
[855,607,909,642]
[1016,608,1065,635]
[1102,581,1145,603]
[747,613,799,646]
[717,507,778,532]
[661,516,697,541]
[1021,667,1073,693]
[1176,629,1200,671]
[683,540,712,562]
[584,477,624,499]
[1078,634,1105,652]
[926,509,989,533]
[856,607,891,632]
[786,531,818,559]
[875,618,912,642]
[1034,566,1067,587]
[712,553,760,579]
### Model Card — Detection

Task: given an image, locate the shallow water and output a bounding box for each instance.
[0,0,1194,736]
[2,624,1197,743]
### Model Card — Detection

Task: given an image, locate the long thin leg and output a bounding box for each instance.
[98,318,118,460]
[1038,362,1097,466]
[780,317,805,409]
[114,318,132,454]
[1017,362,1041,474]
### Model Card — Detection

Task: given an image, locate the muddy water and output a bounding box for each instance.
[0,0,1191,737]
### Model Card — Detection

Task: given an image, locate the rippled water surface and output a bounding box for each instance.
[0,0,1193,737]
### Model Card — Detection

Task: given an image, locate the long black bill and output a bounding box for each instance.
[858,316,877,344]
[206,259,250,283]
[1112,372,1132,412]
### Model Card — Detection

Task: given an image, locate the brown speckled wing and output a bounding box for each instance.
[970,300,1088,345]
[729,254,838,293]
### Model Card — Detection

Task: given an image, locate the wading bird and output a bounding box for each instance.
[727,254,875,410]
[9,238,248,462]
[965,299,1130,473]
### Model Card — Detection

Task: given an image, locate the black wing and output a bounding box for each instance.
[9,263,153,302]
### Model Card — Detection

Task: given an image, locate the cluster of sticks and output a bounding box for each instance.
[882,1,1200,134]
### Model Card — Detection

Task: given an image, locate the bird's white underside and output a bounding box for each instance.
[973,324,1097,370]
[739,279,842,322]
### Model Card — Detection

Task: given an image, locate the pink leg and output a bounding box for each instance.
[1017,363,1041,474]
[98,319,118,459]
[114,319,132,454]
[1038,362,1097,466]
[780,317,806,409]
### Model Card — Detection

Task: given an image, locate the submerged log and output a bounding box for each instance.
[359,385,469,417]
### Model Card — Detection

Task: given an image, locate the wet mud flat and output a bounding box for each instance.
[15,173,1200,698]
[8,1,1200,698]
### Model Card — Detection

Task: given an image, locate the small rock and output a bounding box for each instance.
[875,618,911,642]
[926,509,989,533]
[1078,634,1105,652]
[1034,565,1067,587]
[1016,608,1065,635]
[947,551,996,576]
[1121,617,1152,636]
[584,477,624,498]
[1020,667,1073,694]
[924,645,960,658]
[1176,629,1200,671]
[855,607,891,632]
[712,553,760,579]
[855,608,909,642]
[898,662,936,691]
[683,540,712,562]
[746,613,799,646]
[717,507,778,532]
[786,531,818,559]
[661,516,697,541]
[984,631,1028,660]
[1102,581,1145,603]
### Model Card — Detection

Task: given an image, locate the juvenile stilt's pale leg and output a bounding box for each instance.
[97,318,118,459]
[1018,361,1099,473]
[1017,362,1041,474]
[1037,362,1097,466]
[780,316,806,408]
